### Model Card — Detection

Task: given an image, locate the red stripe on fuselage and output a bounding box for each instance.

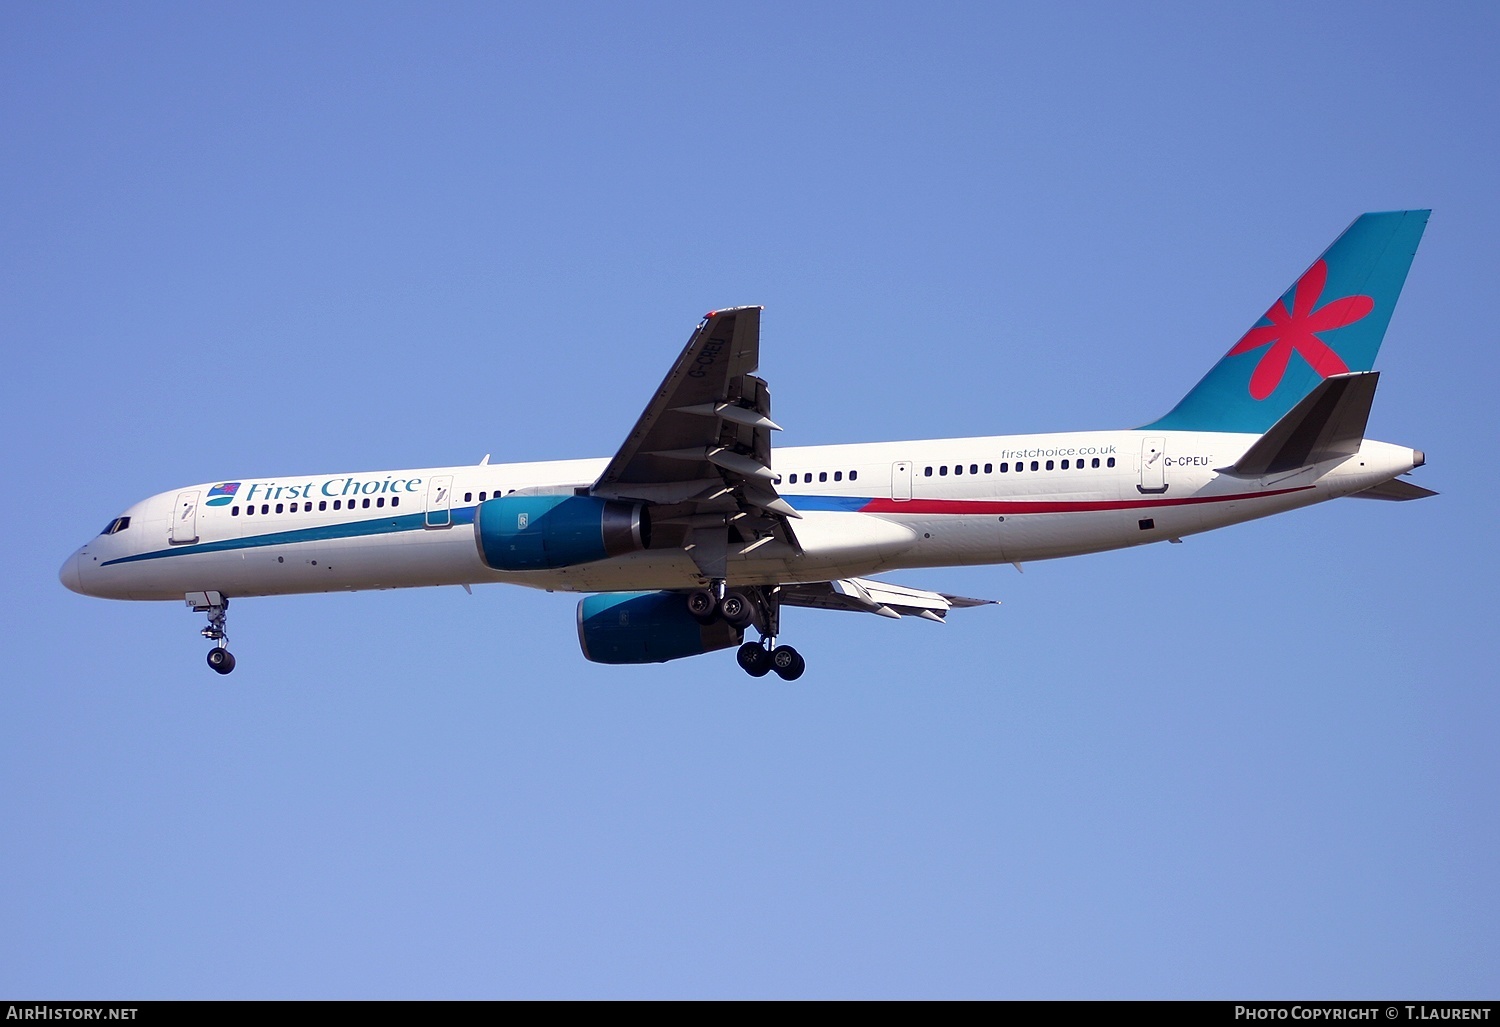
[857,485,1313,515]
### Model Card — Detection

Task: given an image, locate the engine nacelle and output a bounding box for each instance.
[577,591,743,665]
[476,494,648,571]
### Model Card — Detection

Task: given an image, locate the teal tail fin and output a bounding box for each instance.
[1142,210,1429,434]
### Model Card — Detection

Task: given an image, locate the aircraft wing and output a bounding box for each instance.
[780,577,997,622]
[591,307,799,576]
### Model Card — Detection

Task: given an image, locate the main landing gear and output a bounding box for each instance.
[187,591,236,675]
[736,639,805,681]
[691,582,806,681]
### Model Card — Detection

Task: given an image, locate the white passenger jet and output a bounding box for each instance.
[61,212,1435,679]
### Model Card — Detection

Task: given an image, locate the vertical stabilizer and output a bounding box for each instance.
[1143,210,1428,434]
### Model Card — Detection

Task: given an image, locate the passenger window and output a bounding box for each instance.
[970,464,978,474]
[480,492,488,502]
[362,498,371,509]
[290,502,299,512]
[1107,457,1116,468]
[1045,461,1054,471]
[377,497,385,508]
[391,497,399,508]
[984,463,992,474]
[245,506,254,516]
[834,471,842,482]
[333,500,341,510]
[319,500,327,511]
[850,470,857,481]
[1092,458,1100,468]
[939,466,948,476]
[924,467,933,477]
[1030,461,1039,471]
[274,503,282,514]
[231,507,239,517]
[954,464,963,475]
[1061,460,1069,470]
[819,472,827,482]
[464,492,473,503]
[1000,462,1009,473]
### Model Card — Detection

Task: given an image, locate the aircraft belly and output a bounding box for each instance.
[95,526,490,600]
[998,509,1143,562]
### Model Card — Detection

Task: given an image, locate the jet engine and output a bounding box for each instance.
[577,591,743,665]
[476,494,648,571]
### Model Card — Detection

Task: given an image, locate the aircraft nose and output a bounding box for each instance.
[59,552,84,594]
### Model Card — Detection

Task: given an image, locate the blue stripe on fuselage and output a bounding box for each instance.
[781,495,868,512]
[101,505,479,567]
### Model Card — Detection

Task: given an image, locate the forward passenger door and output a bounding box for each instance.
[170,490,200,544]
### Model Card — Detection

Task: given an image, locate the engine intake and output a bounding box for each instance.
[577,591,743,665]
[476,494,648,571]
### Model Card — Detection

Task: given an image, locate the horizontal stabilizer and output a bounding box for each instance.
[780,577,996,620]
[1230,372,1379,476]
[1350,478,1438,501]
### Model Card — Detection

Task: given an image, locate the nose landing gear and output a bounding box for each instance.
[187,591,236,675]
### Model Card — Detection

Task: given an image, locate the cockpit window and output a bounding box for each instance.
[100,516,131,535]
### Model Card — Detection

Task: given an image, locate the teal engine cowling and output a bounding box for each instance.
[577,591,743,665]
[476,494,649,571]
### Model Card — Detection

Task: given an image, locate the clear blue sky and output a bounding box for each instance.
[3,1,1496,999]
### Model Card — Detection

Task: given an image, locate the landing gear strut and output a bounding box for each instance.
[187,591,236,675]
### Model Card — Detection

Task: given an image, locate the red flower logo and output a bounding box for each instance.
[1227,260,1374,400]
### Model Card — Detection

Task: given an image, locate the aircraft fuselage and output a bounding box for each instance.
[62,429,1421,603]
